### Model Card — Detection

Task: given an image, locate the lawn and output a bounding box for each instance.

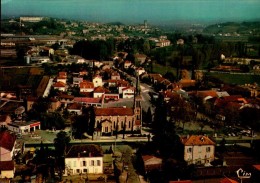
[152,63,177,75]
[208,72,260,85]
[150,63,260,85]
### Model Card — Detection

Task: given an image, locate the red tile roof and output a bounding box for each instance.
[0,131,16,151]
[67,103,82,110]
[58,93,74,99]
[180,135,215,146]
[122,87,135,91]
[53,81,66,87]
[196,90,218,99]
[95,107,134,116]
[117,80,130,87]
[57,76,66,80]
[74,97,102,103]
[94,86,110,93]
[0,115,9,122]
[0,161,14,171]
[142,155,155,162]
[220,178,239,183]
[59,72,67,77]
[111,72,120,76]
[214,95,246,108]
[178,79,196,88]
[80,81,94,89]
[253,164,260,171]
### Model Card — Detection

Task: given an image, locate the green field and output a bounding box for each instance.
[151,63,260,85]
[208,72,260,85]
[152,63,177,75]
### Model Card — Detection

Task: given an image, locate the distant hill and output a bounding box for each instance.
[203,21,260,35]
[106,22,124,26]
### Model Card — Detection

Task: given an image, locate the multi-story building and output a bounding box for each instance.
[92,75,103,88]
[180,135,215,165]
[64,144,103,175]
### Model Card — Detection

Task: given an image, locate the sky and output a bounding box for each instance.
[1,0,260,25]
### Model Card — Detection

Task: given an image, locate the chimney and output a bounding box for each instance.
[78,153,80,158]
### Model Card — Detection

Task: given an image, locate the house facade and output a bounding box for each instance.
[180,135,215,165]
[80,81,94,93]
[122,87,135,99]
[53,81,66,92]
[92,75,103,88]
[64,145,103,176]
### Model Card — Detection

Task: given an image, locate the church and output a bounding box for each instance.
[94,75,142,136]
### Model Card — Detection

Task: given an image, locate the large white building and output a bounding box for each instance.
[64,145,103,176]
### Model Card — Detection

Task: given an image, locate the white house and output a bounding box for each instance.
[67,103,82,115]
[53,81,66,92]
[180,135,215,166]
[92,75,103,87]
[136,67,146,76]
[122,87,135,99]
[124,61,132,69]
[64,144,103,176]
[57,76,67,84]
[93,87,108,98]
[80,81,94,93]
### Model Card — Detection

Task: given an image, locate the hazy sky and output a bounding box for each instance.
[1,0,260,24]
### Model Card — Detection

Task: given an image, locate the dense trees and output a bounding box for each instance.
[71,39,115,60]
[72,106,96,139]
[27,97,66,130]
[54,131,70,181]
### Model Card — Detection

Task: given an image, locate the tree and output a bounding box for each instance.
[54,131,70,181]
[143,40,151,55]
[168,95,195,131]
[145,107,152,127]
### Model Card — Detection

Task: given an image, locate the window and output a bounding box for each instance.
[91,160,94,166]
[97,160,101,166]
[76,169,80,174]
[187,147,192,153]
[128,121,131,128]
[206,147,211,152]
[82,161,86,167]
[83,169,88,173]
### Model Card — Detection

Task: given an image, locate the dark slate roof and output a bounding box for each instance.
[66,144,103,158]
